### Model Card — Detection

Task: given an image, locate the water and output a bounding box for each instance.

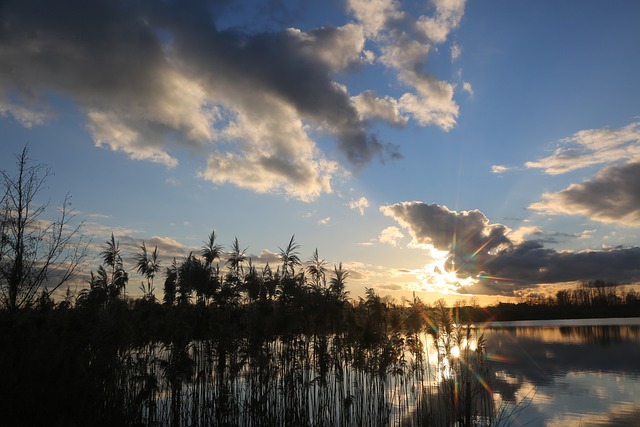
[481,318,640,426]
[61,317,640,426]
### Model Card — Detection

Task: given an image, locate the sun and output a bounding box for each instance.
[412,247,476,294]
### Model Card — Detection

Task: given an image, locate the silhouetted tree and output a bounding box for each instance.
[0,146,87,310]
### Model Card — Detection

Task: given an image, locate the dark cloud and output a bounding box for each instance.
[383,201,640,296]
[530,161,640,226]
[486,242,640,285]
[380,202,512,274]
[378,283,403,291]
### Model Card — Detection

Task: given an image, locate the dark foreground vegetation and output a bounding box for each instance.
[3,272,639,426]
[2,281,499,426]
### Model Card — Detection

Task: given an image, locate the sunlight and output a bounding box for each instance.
[450,345,460,358]
[413,247,476,294]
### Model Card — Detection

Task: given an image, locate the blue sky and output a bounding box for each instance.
[1,0,639,304]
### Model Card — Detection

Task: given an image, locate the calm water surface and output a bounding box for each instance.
[481,317,640,426]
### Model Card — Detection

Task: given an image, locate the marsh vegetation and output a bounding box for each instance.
[1,290,497,426]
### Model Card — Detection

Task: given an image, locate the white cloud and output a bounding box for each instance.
[451,43,461,61]
[508,225,543,245]
[579,229,595,239]
[491,165,510,174]
[318,216,331,225]
[378,226,405,246]
[416,0,465,44]
[165,176,179,186]
[351,90,408,126]
[398,84,458,131]
[288,23,367,71]
[348,196,370,215]
[348,0,465,132]
[0,101,51,127]
[347,0,403,37]
[525,121,640,175]
[462,81,473,95]
[197,94,340,201]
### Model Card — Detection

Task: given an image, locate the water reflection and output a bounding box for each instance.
[483,319,640,426]
[66,318,640,426]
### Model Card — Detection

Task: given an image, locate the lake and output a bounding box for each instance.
[481,317,640,426]
[15,312,636,426]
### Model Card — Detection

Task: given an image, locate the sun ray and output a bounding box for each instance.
[468,237,494,260]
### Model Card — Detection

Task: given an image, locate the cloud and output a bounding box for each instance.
[318,216,331,225]
[351,90,408,126]
[380,201,512,275]
[378,283,404,291]
[143,236,189,259]
[579,229,595,239]
[529,161,640,226]
[348,196,370,215]
[0,101,51,127]
[0,0,465,200]
[348,0,464,131]
[491,165,510,174]
[197,96,339,201]
[484,241,640,288]
[508,225,543,245]
[462,81,473,96]
[451,43,461,61]
[382,201,640,295]
[249,249,281,266]
[525,121,640,175]
[378,226,405,246]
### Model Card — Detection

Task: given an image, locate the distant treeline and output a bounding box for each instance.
[458,280,640,322]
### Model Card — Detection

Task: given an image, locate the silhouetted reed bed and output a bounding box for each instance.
[1,299,496,426]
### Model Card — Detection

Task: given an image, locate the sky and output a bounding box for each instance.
[1,0,640,305]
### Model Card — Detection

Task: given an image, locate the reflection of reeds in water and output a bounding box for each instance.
[105,326,495,426]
